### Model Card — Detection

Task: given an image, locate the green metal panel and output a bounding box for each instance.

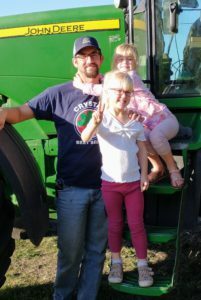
[0,5,126,140]
[124,226,177,243]
[0,3,200,296]
[0,5,125,102]
[162,98,201,109]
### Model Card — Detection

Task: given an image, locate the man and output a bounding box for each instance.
[0,36,108,300]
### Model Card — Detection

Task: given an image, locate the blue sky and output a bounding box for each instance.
[0,1,113,17]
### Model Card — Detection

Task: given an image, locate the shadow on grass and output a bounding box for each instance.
[0,268,199,300]
[0,279,138,300]
[0,277,162,300]
[0,273,179,300]
[0,283,53,300]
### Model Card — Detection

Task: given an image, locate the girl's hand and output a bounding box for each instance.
[92,101,105,125]
[140,175,149,192]
[128,109,144,122]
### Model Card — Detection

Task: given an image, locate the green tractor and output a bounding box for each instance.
[0,0,201,296]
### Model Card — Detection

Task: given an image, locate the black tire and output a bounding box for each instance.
[0,124,48,246]
[0,181,15,288]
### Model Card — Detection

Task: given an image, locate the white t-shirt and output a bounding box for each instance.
[97,111,146,183]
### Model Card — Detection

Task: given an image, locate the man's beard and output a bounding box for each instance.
[85,64,99,78]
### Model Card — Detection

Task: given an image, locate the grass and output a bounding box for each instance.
[0,238,57,300]
[1,228,201,300]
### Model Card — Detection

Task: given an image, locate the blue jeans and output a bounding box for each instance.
[53,186,108,300]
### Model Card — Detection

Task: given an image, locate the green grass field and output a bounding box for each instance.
[0,229,201,300]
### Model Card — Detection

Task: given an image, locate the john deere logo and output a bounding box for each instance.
[0,19,120,39]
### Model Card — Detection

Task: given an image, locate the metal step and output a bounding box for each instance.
[147,180,183,194]
[110,273,173,296]
[124,226,177,244]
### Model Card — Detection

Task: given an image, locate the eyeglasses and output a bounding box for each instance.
[116,56,134,63]
[75,51,100,61]
[108,88,132,96]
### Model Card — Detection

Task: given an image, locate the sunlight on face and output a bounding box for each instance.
[115,55,135,72]
[106,79,132,110]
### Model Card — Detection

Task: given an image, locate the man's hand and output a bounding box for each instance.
[0,108,7,130]
[0,104,34,128]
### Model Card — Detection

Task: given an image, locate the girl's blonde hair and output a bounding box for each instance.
[101,70,134,109]
[112,43,139,70]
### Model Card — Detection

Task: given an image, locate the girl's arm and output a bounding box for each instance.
[129,70,158,102]
[82,83,102,96]
[81,105,104,142]
[81,118,99,142]
[73,73,103,96]
[137,140,149,191]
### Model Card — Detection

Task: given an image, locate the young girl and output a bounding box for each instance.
[81,70,154,287]
[74,44,184,188]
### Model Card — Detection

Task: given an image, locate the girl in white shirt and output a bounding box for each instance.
[81,70,153,287]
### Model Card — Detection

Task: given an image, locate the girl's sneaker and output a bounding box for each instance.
[108,263,123,283]
[138,266,154,287]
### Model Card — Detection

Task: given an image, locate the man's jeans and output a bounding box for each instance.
[53,186,108,300]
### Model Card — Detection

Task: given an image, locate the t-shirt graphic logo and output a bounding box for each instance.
[75,109,97,141]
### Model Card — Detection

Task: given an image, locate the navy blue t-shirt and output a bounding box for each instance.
[28,81,102,189]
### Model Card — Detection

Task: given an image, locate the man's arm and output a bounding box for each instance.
[0,103,34,129]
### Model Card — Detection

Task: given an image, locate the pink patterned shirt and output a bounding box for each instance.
[128,71,172,130]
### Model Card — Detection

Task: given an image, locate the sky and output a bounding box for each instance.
[0,0,113,17]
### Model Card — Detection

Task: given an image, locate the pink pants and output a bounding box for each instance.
[145,115,179,156]
[101,180,147,259]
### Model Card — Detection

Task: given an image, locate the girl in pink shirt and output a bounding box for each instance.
[73,44,184,188]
